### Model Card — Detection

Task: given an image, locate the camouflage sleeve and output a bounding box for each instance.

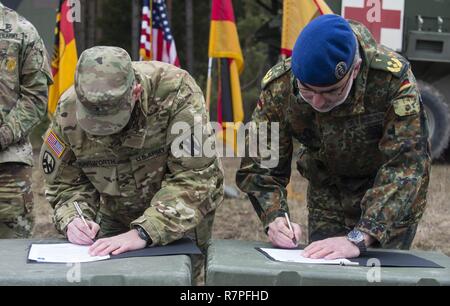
[0,33,53,149]
[355,68,431,245]
[130,74,224,246]
[236,76,293,231]
[40,102,99,235]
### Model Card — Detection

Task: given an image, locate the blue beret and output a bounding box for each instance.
[291,15,357,86]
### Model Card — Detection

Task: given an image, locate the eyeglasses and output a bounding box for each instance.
[297,68,355,104]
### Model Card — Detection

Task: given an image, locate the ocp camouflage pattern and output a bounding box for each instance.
[41,61,224,252]
[0,3,52,238]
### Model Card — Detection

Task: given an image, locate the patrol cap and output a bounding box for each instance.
[75,46,136,136]
[291,14,357,86]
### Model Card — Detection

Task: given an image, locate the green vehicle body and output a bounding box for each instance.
[327,0,450,159]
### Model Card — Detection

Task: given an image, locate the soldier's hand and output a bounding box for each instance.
[303,237,360,259]
[268,217,302,248]
[67,218,100,245]
[89,229,147,256]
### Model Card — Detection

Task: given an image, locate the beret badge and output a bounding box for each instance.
[335,61,348,80]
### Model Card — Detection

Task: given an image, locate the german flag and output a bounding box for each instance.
[48,0,78,115]
[281,0,333,57]
[208,0,244,153]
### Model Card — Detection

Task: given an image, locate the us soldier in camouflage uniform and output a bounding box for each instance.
[237,15,431,259]
[41,46,223,279]
[0,2,52,238]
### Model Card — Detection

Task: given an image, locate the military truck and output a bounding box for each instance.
[256,0,450,159]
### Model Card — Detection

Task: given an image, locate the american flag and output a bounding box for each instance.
[139,0,180,67]
[46,131,66,158]
[139,0,152,61]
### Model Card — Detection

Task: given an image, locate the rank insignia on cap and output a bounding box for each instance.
[335,61,348,80]
[45,130,66,158]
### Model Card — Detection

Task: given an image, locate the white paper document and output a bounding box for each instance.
[259,248,359,266]
[28,243,110,263]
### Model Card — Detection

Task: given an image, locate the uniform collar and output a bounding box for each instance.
[329,49,368,117]
[120,102,147,149]
[120,66,165,149]
[325,25,377,118]
[132,64,160,116]
[328,21,380,117]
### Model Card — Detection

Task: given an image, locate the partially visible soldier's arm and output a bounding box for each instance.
[236,77,294,232]
[0,33,53,149]
[41,105,100,235]
[130,75,224,246]
[355,68,431,247]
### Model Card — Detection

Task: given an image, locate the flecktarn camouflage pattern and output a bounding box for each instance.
[236,21,431,249]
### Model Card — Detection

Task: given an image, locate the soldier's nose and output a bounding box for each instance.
[312,94,326,109]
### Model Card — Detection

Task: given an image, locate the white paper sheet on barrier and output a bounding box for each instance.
[28,243,110,263]
[258,248,359,266]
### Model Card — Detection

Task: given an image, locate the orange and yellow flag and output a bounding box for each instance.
[48,0,78,115]
[281,0,333,57]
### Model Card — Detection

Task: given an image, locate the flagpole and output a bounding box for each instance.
[205,57,213,112]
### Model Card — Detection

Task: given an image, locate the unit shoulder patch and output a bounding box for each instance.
[393,97,420,117]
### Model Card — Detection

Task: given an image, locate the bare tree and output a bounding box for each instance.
[131,0,140,60]
[185,0,194,74]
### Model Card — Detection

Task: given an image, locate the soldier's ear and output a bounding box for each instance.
[353,58,363,78]
[132,83,143,101]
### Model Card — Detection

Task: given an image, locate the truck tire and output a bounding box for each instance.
[418,81,450,159]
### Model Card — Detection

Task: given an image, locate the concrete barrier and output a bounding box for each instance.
[0,239,192,286]
[206,239,450,286]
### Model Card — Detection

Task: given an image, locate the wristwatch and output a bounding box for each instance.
[347,229,367,255]
[135,226,152,246]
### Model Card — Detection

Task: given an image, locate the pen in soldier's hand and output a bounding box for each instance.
[73,201,90,230]
[284,212,297,246]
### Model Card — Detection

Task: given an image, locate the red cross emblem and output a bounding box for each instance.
[343,0,402,43]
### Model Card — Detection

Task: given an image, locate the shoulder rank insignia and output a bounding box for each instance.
[261,58,292,90]
[387,57,403,73]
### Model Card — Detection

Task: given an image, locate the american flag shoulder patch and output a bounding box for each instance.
[45,130,66,158]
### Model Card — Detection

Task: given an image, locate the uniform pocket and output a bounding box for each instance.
[296,147,329,185]
[131,148,168,196]
[81,166,120,197]
[0,194,26,222]
[0,40,20,91]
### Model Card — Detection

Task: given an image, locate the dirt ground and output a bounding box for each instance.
[32,153,450,256]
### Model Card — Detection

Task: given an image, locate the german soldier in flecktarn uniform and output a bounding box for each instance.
[237,15,431,259]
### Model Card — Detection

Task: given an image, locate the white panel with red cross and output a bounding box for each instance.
[342,0,405,51]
